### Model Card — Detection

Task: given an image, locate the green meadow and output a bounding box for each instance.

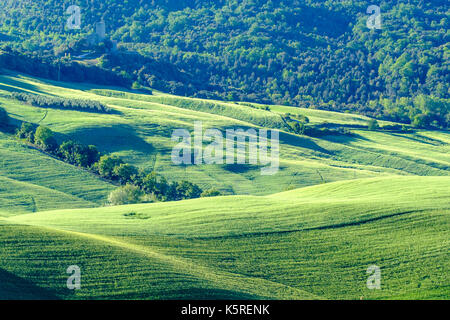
[0,72,448,299]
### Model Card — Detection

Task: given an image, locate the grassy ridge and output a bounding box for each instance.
[11,176,449,237]
[3,176,449,299]
[0,176,94,216]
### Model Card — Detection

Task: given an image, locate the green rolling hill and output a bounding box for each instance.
[1,176,449,299]
[0,131,114,215]
[0,72,448,299]
[0,73,448,200]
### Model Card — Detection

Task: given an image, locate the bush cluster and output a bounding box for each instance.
[303,126,352,138]
[283,113,310,135]
[99,159,205,204]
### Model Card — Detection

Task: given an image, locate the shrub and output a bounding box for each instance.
[84,145,101,167]
[412,114,428,128]
[140,172,159,193]
[59,141,100,167]
[297,115,310,123]
[34,126,58,152]
[138,173,204,201]
[132,81,141,90]
[290,121,305,135]
[108,184,143,206]
[11,92,113,114]
[176,180,203,200]
[113,163,139,184]
[16,122,35,142]
[59,140,75,162]
[140,172,170,198]
[381,124,403,131]
[201,188,221,197]
[367,119,380,131]
[303,126,352,137]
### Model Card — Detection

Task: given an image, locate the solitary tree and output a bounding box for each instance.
[367,119,380,131]
[34,126,58,152]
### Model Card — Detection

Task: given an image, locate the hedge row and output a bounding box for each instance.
[11,92,114,114]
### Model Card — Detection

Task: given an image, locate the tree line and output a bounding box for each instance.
[11,92,115,114]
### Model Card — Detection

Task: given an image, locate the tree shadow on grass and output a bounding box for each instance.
[278,131,332,155]
[0,76,56,97]
[67,124,156,156]
[222,163,260,174]
[389,132,443,146]
[318,132,371,143]
[0,268,60,300]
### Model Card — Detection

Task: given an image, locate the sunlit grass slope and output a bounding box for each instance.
[4,176,449,300]
[0,220,318,300]
[0,132,114,216]
[0,72,448,200]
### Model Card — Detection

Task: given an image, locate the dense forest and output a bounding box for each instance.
[0,0,448,128]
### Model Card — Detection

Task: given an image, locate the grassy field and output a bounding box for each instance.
[0,71,448,299]
[0,72,448,200]
[1,176,449,299]
[0,131,114,216]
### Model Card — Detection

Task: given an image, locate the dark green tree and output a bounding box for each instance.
[34,126,58,152]
[16,122,35,142]
[96,155,124,179]
[368,119,380,131]
[113,163,139,184]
